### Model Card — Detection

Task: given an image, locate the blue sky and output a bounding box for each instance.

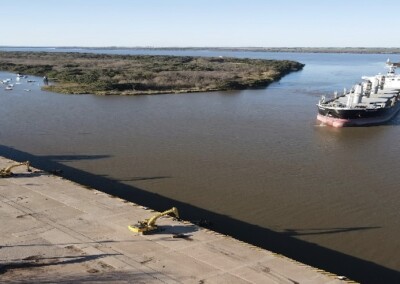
[1,0,399,47]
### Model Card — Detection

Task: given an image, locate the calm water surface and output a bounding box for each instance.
[0,49,399,282]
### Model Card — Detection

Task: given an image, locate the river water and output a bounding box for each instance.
[0,48,399,282]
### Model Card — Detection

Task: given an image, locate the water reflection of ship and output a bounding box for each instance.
[317,59,400,127]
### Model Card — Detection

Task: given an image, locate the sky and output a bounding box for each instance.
[1,0,399,48]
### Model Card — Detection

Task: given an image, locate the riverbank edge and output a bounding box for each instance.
[0,156,348,283]
[1,68,301,96]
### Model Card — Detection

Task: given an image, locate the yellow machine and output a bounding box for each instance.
[0,161,31,178]
[128,207,179,234]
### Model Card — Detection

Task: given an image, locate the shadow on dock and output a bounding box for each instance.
[1,145,399,283]
[0,253,119,275]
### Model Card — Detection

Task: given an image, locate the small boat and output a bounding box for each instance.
[5,85,13,90]
[317,60,400,127]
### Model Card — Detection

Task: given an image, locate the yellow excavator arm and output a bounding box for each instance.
[0,161,31,178]
[128,207,179,234]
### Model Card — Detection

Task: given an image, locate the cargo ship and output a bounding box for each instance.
[317,60,400,127]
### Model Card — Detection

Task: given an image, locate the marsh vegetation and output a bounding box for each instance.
[0,52,304,95]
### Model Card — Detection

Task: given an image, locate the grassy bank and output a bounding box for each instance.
[0,51,304,95]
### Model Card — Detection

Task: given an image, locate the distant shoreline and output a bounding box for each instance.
[1,46,400,54]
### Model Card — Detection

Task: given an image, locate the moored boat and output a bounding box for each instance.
[317,60,400,127]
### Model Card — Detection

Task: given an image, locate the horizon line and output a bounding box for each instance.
[1,45,400,49]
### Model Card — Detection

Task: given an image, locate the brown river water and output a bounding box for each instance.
[0,50,399,282]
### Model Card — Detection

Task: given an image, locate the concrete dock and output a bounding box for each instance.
[0,157,349,283]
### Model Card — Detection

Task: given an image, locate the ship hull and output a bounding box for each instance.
[316,60,400,127]
[317,102,400,127]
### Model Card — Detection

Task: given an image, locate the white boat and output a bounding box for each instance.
[5,85,13,90]
[317,60,400,127]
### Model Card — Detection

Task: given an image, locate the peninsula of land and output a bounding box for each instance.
[0,51,303,95]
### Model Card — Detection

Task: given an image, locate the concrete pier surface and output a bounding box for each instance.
[0,157,349,283]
